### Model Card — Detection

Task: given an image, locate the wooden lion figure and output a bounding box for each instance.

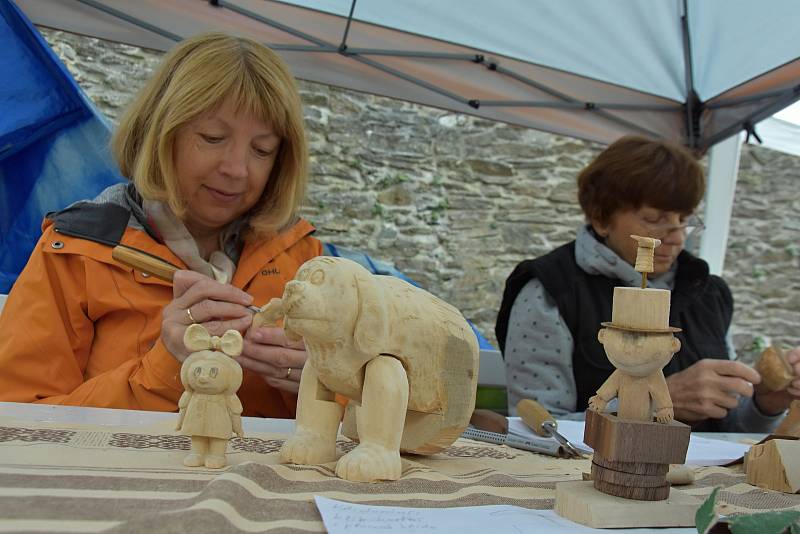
[254,257,479,482]
[175,324,245,469]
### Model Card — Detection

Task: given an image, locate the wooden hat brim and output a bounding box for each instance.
[601,322,682,333]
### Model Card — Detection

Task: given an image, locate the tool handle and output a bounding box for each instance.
[516,399,556,437]
[112,245,179,282]
[111,245,263,314]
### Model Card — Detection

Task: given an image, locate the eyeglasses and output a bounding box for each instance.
[637,213,705,240]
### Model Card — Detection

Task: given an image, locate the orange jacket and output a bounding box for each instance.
[0,209,321,418]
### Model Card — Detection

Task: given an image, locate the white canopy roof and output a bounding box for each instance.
[17,0,800,150]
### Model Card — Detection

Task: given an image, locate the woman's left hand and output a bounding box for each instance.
[753,347,800,415]
[240,326,306,394]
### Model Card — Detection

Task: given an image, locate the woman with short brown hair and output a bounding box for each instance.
[497,135,799,430]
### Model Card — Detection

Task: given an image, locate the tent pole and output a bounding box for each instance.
[698,132,744,275]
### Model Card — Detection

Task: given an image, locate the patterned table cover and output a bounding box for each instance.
[0,417,798,533]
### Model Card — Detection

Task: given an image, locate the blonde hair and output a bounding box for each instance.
[113,32,307,238]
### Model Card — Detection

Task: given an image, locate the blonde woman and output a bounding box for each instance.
[0,33,320,417]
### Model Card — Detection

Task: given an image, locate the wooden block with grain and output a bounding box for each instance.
[554,480,700,528]
[745,439,800,493]
[584,410,690,464]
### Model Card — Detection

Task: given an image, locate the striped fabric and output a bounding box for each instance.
[0,420,797,533]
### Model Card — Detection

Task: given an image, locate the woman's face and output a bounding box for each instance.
[173,98,280,236]
[592,206,691,275]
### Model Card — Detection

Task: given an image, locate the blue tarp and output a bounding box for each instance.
[0,0,124,292]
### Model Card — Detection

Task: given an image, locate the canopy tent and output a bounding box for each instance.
[15,0,800,276]
[16,0,800,151]
[7,0,800,280]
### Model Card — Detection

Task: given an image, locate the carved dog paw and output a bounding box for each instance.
[279,429,338,465]
[335,442,402,482]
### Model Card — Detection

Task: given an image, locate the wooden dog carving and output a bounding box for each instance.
[253,257,479,482]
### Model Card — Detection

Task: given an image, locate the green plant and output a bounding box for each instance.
[752,335,769,354]
[696,487,800,534]
[371,201,385,218]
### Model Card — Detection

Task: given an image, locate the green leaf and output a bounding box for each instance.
[728,511,800,534]
[696,487,721,534]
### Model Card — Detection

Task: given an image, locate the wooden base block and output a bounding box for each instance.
[584,409,690,464]
[555,481,700,528]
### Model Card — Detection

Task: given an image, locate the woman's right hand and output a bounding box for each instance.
[666,359,760,423]
[161,270,255,362]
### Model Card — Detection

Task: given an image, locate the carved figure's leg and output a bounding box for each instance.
[205,438,229,469]
[184,436,207,467]
[335,355,408,482]
[280,363,344,465]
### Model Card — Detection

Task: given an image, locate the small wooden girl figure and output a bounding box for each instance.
[175,324,245,469]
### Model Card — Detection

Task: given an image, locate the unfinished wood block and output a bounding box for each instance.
[554,481,700,528]
[745,439,800,493]
[277,257,479,482]
[666,464,696,486]
[775,400,800,437]
[584,410,690,465]
[755,346,796,392]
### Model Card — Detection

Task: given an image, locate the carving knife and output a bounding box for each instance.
[516,399,590,458]
[111,244,261,313]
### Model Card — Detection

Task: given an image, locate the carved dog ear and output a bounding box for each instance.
[352,268,389,356]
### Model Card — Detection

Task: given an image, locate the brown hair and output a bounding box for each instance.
[577,136,705,226]
[112,32,307,238]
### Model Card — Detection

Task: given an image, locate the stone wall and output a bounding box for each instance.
[41,29,799,363]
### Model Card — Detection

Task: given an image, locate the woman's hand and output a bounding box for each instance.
[666,359,760,423]
[240,326,307,394]
[753,347,800,415]
[161,270,255,362]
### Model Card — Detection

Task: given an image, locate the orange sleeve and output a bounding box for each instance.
[0,238,182,411]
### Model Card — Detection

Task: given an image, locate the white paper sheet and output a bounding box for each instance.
[314,496,695,534]
[507,418,751,465]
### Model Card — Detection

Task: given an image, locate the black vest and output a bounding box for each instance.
[496,241,733,414]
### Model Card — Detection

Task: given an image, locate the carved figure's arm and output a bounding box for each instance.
[227,394,244,437]
[175,391,191,430]
[648,370,674,422]
[596,370,621,401]
[589,371,621,412]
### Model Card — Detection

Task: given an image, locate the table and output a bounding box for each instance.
[0,402,798,533]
